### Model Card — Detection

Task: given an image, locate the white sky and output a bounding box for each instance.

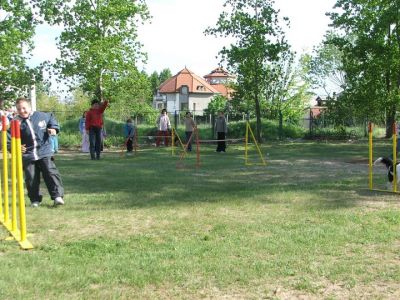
[30,0,336,79]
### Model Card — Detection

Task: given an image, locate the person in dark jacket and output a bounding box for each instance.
[85,99,108,160]
[15,97,64,207]
[215,111,227,152]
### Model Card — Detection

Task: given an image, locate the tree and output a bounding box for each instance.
[307,31,346,98]
[40,0,150,102]
[328,0,400,137]
[205,0,289,142]
[0,0,37,102]
[149,68,172,94]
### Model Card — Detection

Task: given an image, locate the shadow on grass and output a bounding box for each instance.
[51,142,380,211]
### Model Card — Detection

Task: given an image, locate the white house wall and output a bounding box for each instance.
[166,93,179,113]
[188,94,214,115]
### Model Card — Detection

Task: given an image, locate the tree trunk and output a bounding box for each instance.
[254,94,262,143]
[278,109,283,139]
[386,106,395,138]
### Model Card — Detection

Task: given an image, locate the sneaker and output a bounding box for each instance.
[54,197,64,205]
[31,201,40,208]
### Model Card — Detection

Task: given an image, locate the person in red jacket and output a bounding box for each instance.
[85,99,108,160]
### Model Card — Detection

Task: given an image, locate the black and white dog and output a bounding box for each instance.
[374,157,400,188]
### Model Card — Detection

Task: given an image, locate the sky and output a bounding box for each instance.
[29,0,337,83]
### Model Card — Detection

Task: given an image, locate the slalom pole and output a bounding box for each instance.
[171,128,175,156]
[11,120,18,235]
[15,121,33,249]
[1,116,8,226]
[368,122,373,190]
[0,116,5,220]
[245,122,249,165]
[393,122,397,193]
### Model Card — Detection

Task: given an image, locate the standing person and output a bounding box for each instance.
[15,97,64,207]
[85,98,108,160]
[124,118,135,153]
[184,112,196,151]
[215,111,228,153]
[156,108,171,147]
[79,111,89,153]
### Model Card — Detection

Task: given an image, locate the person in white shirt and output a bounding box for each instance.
[156,109,171,147]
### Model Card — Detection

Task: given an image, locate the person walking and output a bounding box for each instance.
[124,118,135,154]
[85,98,108,160]
[215,111,228,153]
[184,112,196,151]
[155,109,171,147]
[15,97,64,207]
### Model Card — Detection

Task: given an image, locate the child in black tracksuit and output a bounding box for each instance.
[15,98,65,207]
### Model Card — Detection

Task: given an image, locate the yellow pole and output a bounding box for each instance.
[15,121,33,249]
[368,122,373,190]
[392,122,397,193]
[245,122,249,165]
[0,117,4,219]
[11,120,18,233]
[2,118,11,228]
[248,124,266,166]
[171,128,175,156]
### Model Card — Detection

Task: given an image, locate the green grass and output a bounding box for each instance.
[0,141,400,299]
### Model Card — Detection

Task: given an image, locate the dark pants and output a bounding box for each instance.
[156,130,169,146]
[23,157,64,203]
[185,131,193,151]
[89,127,102,159]
[126,137,133,152]
[216,132,226,152]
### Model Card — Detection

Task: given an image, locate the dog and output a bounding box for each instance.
[374,157,400,189]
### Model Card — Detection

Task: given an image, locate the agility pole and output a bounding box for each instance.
[245,122,266,166]
[0,118,33,249]
[368,121,399,194]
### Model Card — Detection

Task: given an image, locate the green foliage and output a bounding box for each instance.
[205,0,290,142]
[204,95,228,115]
[0,0,38,102]
[149,68,172,93]
[329,0,400,136]
[40,0,151,102]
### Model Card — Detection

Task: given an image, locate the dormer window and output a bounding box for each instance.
[181,86,188,94]
[196,85,205,91]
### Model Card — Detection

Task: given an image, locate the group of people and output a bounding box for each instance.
[154,108,228,153]
[1,96,229,209]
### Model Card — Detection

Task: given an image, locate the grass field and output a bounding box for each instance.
[0,140,399,299]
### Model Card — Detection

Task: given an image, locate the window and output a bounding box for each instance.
[181,103,188,111]
[181,86,188,94]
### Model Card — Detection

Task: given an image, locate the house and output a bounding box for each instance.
[203,67,235,99]
[153,67,234,115]
[153,67,218,115]
[303,96,329,129]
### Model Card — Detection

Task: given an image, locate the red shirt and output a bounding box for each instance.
[85,101,108,130]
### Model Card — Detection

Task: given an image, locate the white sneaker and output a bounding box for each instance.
[31,202,40,208]
[54,197,64,205]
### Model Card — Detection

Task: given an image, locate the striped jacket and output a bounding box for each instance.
[15,111,60,162]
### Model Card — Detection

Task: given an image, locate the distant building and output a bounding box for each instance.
[153,67,234,115]
[203,67,235,99]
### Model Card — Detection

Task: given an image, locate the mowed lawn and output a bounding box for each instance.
[0,141,399,299]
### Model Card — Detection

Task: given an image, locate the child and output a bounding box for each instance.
[124,118,135,153]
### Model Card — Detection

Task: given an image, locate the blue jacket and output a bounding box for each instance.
[15,111,60,162]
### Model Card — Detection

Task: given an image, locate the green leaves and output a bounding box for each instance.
[40,0,150,102]
[0,0,38,101]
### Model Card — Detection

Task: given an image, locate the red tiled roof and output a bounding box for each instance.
[211,84,234,98]
[204,66,234,79]
[159,67,219,94]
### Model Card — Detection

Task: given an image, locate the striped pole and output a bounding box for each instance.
[11,120,18,235]
[245,122,249,165]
